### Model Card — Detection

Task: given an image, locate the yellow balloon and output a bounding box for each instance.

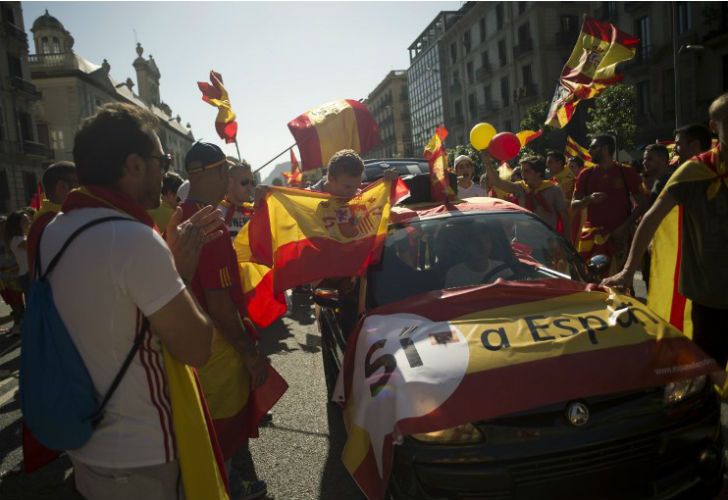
[469,122,497,150]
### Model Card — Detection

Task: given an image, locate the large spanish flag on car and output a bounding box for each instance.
[337,280,716,499]
[647,144,727,340]
[247,178,409,293]
[288,99,380,172]
[198,71,238,144]
[546,17,638,128]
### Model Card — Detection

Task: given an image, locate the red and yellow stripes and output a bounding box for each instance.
[565,136,595,167]
[546,17,638,128]
[287,99,380,171]
[423,125,454,203]
[198,71,238,144]
[341,279,715,499]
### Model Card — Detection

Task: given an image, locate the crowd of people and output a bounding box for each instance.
[0,89,727,499]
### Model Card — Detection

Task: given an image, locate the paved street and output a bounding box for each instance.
[1,297,728,500]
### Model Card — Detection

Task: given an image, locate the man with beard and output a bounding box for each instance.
[571,135,648,271]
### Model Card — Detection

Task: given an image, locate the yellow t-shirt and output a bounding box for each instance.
[147,201,176,231]
[553,168,575,200]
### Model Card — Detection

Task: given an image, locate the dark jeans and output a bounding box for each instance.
[692,302,728,369]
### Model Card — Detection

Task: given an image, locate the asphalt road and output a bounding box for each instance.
[1,297,728,500]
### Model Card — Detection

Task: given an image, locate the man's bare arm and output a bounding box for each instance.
[481,154,519,194]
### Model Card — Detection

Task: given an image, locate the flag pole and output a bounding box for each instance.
[254,142,297,174]
[234,139,242,162]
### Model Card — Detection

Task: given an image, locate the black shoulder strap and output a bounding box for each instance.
[34,215,151,427]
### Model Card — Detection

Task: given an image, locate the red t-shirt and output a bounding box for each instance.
[574,164,644,232]
[180,200,246,315]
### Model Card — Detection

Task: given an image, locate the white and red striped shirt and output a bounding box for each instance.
[40,207,184,468]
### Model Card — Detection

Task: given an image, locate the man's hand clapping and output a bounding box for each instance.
[165,205,224,281]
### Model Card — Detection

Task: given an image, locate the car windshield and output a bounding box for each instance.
[368,211,588,307]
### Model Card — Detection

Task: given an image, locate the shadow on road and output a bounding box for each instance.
[258,319,298,356]
[319,402,365,500]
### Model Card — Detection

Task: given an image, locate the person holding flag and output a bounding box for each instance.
[603,92,728,370]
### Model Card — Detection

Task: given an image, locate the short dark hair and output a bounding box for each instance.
[545,150,565,164]
[5,210,27,245]
[674,123,712,151]
[41,161,76,197]
[327,149,364,179]
[643,143,669,162]
[161,171,184,196]
[74,103,159,187]
[592,134,616,155]
[520,155,546,177]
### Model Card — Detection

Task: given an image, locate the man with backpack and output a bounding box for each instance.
[24,103,227,500]
[571,134,649,272]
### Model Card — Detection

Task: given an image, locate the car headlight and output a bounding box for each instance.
[664,375,707,405]
[411,423,485,444]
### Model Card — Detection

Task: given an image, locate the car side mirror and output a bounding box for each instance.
[313,288,340,308]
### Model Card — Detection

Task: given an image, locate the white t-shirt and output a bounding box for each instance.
[457,183,486,199]
[445,259,508,288]
[10,236,28,275]
[40,207,185,468]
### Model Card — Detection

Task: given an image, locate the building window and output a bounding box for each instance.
[662,68,675,120]
[484,85,492,106]
[518,22,531,45]
[41,37,49,54]
[18,111,33,142]
[463,30,471,54]
[454,100,463,119]
[479,17,486,42]
[52,37,61,53]
[522,64,533,86]
[676,2,691,34]
[635,16,651,61]
[452,70,460,85]
[450,42,457,64]
[501,76,510,105]
[496,3,504,29]
[7,54,22,79]
[466,62,474,84]
[498,40,507,67]
[504,119,512,132]
[0,170,9,213]
[468,94,477,117]
[481,50,489,70]
[560,15,578,33]
[637,80,650,116]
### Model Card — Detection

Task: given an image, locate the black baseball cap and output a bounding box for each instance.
[184,140,230,173]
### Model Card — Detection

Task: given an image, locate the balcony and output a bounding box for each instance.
[513,38,534,59]
[478,102,500,116]
[9,76,41,99]
[22,140,52,158]
[476,66,491,82]
[514,84,538,102]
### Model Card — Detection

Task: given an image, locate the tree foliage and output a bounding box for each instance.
[586,83,637,151]
[519,100,565,155]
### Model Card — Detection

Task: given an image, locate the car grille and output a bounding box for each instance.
[509,431,658,485]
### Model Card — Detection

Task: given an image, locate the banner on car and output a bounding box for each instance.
[336,279,716,499]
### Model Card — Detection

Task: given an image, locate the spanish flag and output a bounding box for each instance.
[546,17,638,128]
[648,144,727,339]
[423,126,454,203]
[198,71,238,144]
[565,135,595,167]
[339,280,716,499]
[282,148,303,186]
[288,99,380,171]
[516,129,543,148]
[233,224,288,328]
[248,179,409,293]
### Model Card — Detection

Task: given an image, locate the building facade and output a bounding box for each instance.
[438,1,589,146]
[0,2,50,212]
[27,10,194,176]
[364,70,413,159]
[407,10,462,153]
[592,1,728,144]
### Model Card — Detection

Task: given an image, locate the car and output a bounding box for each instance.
[362,158,430,184]
[315,191,723,500]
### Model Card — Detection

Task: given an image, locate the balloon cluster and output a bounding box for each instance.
[469,122,521,162]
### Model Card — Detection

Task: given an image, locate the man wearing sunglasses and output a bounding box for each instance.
[218,159,256,241]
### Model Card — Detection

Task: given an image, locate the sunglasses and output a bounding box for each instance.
[240,179,257,187]
[149,153,174,173]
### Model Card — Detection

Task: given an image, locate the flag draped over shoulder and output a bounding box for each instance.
[648,145,727,338]
[198,71,238,144]
[565,136,596,167]
[337,280,716,499]
[546,17,638,128]
[288,99,380,171]
[247,179,409,294]
[282,148,303,186]
[423,126,454,203]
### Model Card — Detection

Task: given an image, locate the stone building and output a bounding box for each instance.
[0,2,49,212]
[364,70,413,159]
[27,10,194,176]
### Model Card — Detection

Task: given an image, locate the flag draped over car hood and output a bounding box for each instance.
[244,178,409,295]
[546,17,638,128]
[287,99,380,171]
[337,279,716,499]
[647,144,727,338]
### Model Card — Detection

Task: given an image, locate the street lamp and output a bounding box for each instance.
[672,3,705,128]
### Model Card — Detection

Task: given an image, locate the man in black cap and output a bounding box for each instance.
[179,140,268,500]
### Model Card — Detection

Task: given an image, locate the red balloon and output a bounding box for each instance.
[488,132,521,162]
